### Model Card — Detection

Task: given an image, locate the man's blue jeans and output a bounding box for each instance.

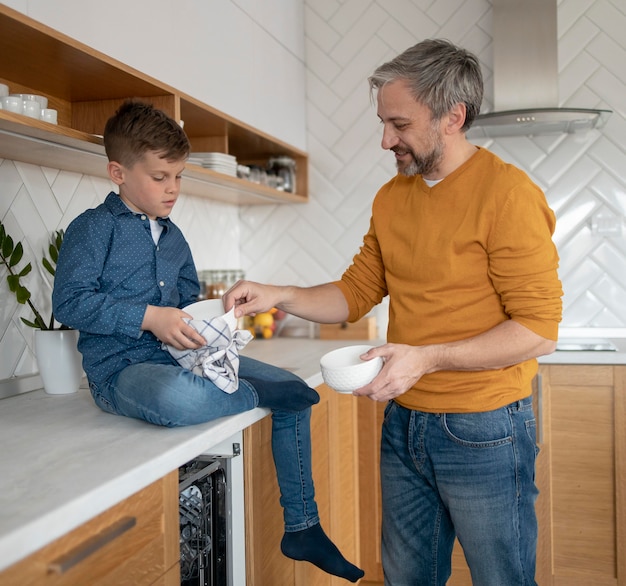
[89,353,320,532]
[380,397,539,586]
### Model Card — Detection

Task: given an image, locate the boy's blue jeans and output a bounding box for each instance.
[380,397,539,586]
[89,353,319,532]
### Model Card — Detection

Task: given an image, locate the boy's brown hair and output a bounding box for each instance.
[103,100,190,168]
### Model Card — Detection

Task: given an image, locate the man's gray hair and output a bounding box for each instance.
[369,39,483,131]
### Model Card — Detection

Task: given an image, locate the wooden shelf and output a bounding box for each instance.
[0,112,306,205]
[0,111,107,176]
[0,5,308,205]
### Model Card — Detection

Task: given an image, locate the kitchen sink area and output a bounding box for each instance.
[540,329,626,365]
[555,338,618,352]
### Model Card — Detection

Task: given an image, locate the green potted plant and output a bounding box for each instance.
[1,221,82,394]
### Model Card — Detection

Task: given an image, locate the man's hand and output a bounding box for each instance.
[353,343,438,402]
[223,280,282,318]
[353,320,557,402]
[224,280,350,324]
[142,305,206,350]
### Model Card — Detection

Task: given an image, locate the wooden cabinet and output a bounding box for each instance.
[0,471,180,585]
[0,5,308,205]
[356,399,386,583]
[244,383,361,585]
[537,364,626,585]
[358,364,626,586]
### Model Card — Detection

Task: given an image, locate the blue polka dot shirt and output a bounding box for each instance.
[52,192,200,384]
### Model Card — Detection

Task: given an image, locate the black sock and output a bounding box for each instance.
[245,377,320,412]
[281,523,365,583]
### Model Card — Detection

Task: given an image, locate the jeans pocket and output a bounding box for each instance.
[382,399,397,426]
[525,417,537,440]
[441,409,513,448]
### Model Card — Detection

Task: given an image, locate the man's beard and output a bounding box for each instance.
[395,127,444,177]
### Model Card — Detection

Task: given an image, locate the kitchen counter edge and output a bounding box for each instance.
[2,336,625,572]
[0,339,349,572]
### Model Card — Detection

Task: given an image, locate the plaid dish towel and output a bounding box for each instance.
[164,308,253,393]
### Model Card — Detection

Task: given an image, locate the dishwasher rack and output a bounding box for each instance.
[179,456,228,586]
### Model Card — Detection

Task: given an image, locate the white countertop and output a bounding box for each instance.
[0,339,351,572]
[1,334,625,572]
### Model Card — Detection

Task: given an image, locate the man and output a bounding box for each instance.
[224,39,563,585]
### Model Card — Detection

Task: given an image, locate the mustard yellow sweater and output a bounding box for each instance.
[335,147,563,413]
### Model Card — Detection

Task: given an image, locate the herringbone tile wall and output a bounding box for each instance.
[0,162,240,379]
[1,0,625,381]
[241,0,626,330]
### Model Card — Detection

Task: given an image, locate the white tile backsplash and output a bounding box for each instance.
[0,156,240,380]
[329,4,387,68]
[3,0,626,383]
[243,0,626,336]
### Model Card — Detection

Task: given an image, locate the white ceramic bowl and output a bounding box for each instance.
[320,344,383,393]
[183,299,237,331]
[184,299,224,320]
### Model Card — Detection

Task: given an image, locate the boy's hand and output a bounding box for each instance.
[142,305,206,350]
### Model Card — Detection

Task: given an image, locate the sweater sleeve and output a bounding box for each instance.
[334,216,388,322]
[488,182,563,340]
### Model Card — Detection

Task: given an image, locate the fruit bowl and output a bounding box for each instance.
[320,344,383,393]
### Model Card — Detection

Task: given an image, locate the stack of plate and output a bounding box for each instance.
[188,152,238,177]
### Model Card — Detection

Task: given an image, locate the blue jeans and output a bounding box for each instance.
[89,352,319,532]
[380,398,539,586]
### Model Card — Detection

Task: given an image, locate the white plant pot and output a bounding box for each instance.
[35,329,83,395]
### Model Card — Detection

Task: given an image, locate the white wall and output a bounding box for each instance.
[2,0,307,150]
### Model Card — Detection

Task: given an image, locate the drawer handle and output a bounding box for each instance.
[48,515,137,575]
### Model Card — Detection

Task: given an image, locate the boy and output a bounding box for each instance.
[52,100,363,583]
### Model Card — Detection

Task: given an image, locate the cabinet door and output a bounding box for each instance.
[543,364,625,586]
[357,399,386,582]
[0,472,179,586]
[244,383,360,586]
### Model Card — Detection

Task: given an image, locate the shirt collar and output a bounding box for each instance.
[104,192,172,225]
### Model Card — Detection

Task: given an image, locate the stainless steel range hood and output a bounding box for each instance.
[467,0,611,139]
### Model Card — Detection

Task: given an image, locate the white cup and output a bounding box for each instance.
[41,108,58,124]
[11,93,48,109]
[0,83,9,97]
[33,95,48,109]
[1,96,23,113]
[23,99,41,119]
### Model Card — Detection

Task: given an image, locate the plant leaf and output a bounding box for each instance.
[20,317,39,329]
[42,257,55,276]
[0,224,5,249]
[49,243,59,263]
[19,263,32,277]
[55,230,64,250]
[7,274,19,292]
[9,241,23,267]
[2,234,14,259]
[16,285,31,304]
